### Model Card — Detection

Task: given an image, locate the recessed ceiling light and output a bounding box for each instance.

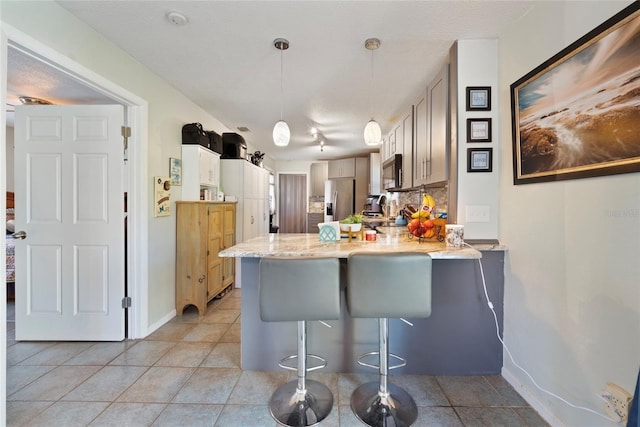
[19,96,52,105]
[166,11,188,26]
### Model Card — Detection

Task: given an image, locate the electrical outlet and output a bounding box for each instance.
[601,383,632,423]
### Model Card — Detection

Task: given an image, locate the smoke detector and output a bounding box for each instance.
[166,11,188,26]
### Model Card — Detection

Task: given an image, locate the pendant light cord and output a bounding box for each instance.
[280,46,284,122]
[369,47,373,119]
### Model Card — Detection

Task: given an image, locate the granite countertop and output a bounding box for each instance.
[218,232,482,259]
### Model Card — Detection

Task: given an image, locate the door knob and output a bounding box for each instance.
[12,230,27,240]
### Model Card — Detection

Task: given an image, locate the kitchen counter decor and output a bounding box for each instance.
[219,232,480,259]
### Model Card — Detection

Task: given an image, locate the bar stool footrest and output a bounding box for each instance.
[278,353,328,372]
[356,351,407,371]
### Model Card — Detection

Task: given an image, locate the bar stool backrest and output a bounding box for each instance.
[347,253,432,319]
[259,257,341,322]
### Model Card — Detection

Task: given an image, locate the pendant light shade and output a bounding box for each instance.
[273,120,290,147]
[364,119,382,146]
[364,38,382,147]
[273,38,290,147]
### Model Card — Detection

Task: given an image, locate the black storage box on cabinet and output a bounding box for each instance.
[222,133,247,159]
[206,131,223,154]
[182,123,210,149]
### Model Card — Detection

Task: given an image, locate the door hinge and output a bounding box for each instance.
[121,126,131,161]
[122,296,132,308]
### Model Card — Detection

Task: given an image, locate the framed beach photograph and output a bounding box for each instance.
[467,118,492,142]
[467,148,493,173]
[510,3,640,185]
[169,157,182,186]
[466,86,491,111]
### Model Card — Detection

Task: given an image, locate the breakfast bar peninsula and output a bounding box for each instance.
[218,232,506,375]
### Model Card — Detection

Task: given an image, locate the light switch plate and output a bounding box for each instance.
[466,205,490,223]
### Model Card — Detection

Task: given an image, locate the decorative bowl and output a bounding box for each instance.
[340,223,362,232]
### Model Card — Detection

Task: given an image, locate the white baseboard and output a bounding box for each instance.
[502,367,566,427]
[145,309,176,338]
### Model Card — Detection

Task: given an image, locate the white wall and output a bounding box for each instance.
[1,2,231,328]
[455,39,499,239]
[498,2,639,426]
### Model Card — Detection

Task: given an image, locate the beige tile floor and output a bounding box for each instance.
[6,289,549,426]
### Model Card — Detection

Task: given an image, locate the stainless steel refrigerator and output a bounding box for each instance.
[324,178,355,223]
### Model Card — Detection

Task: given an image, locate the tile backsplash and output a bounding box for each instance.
[308,196,325,213]
[391,185,448,217]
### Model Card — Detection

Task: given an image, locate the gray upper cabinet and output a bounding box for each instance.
[310,162,328,196]
[355,157,369,212]
[386,106,413,189]
[414,64,449,185]
[401,106,414,189]
[327,157,356,178]
[413,90,428,186]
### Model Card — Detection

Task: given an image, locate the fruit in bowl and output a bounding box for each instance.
[407,218,426,238]
[407,218,438,239]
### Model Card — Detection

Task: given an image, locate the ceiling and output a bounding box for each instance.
[7,1,534,161]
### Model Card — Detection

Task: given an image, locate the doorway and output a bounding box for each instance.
[1,27,150,421]
[278,174,307,233]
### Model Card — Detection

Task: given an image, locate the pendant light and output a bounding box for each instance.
[363,38,382,146]
[273,38,290,147]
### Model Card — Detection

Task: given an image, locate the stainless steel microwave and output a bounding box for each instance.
[382,154,402,189]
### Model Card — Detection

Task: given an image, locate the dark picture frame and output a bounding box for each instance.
[467,148,493,173]
[466,118,492,143]
[466,86,491,111]
[510,3,640,185]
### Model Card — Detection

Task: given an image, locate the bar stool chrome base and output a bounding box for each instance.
[351,381,418,427]
[270,379,334,427]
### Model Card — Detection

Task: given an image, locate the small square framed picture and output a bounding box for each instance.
[466,86,491,111]
[466,118,492,142]
[467,148,493,172]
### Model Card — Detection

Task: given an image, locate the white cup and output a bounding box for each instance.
[445,224,464,248]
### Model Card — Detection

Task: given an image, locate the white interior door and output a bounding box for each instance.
[14,104,125,341]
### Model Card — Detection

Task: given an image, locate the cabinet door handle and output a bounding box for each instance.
[251,215,254,224]
[198,275,205,283]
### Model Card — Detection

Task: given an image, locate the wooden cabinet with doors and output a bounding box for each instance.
[176,201,236,316]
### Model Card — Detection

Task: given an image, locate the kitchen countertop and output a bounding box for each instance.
[218,232,482,259]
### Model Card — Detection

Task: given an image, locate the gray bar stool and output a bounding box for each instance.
[347,253,432,427]
[259,257,341,427]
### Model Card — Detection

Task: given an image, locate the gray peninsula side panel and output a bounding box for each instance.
[240,251,504,375]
